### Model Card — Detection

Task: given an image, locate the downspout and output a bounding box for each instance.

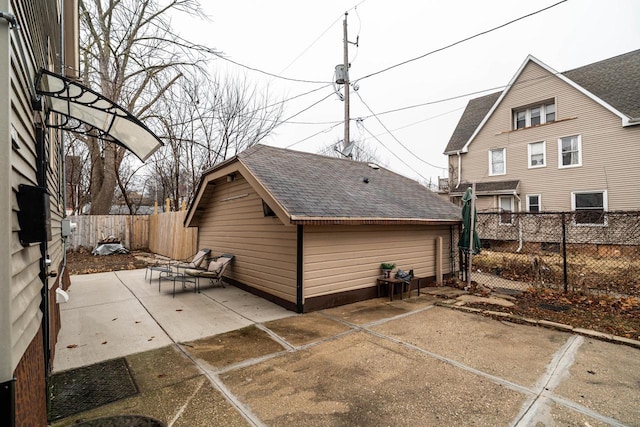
[514,191,523,252]
[456,151,462,188]
[59,0,67,283]
[296,225,303,313]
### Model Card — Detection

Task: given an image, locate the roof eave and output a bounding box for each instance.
[289,216,461,226]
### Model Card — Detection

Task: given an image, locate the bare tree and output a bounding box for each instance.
[78,0,208,214]
[145,73,283,209]
[65,135,91,214]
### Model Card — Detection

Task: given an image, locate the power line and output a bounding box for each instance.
[278,0,369,75]
[138,14,333,85]
[360,122,429,182]
[276,91,337,128]
[354,0,568,83]
[354,90,445,170]
[286,122,343,149]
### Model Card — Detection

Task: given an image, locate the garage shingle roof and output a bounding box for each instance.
[238,145,461,223]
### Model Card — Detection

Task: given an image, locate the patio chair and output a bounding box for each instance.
[184,254,234,293]
[150,248,211,295]
[168,248,212,276]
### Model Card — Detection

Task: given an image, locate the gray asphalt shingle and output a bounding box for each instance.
[239,145,461,222]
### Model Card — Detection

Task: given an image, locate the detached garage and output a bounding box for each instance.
[185,144,461,312]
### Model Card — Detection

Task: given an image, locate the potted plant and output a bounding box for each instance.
[380,262,396,278]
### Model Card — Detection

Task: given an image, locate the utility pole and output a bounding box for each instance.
[342,12,350,151]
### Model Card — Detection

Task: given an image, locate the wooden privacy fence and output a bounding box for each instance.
[148,211,198,260]
[67,212,197,260]
[67,215,149,251]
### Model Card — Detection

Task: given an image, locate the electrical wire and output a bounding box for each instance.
[276,91,337,129]
[354,90,445,170]
[286,122,343,149]
[354,0,569,83]
[360,122,429,182]
[277,0,368,75]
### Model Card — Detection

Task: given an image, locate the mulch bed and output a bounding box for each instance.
[465,287,640,340]
[66,249,151,275]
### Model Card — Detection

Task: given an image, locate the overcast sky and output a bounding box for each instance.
[174,0,640,184]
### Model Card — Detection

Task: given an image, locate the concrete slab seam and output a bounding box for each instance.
[213,349,292,375]
[546,394,631,427]
[254,323,296,351]
[177,345,266,427]
[114,271,175,343]
[167,377,206,427]
[512,335,583,427]
[114,272,264,427]
[317,303,435,330]
[361,327,533,396]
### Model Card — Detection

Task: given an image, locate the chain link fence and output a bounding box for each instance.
[457,211,640,297]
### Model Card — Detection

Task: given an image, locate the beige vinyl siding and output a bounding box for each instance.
[3,2,45,378]
[197,175,297,303]
[459,60,640,212]
[303,225,453,299]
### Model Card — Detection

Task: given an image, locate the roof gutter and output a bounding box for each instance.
[289,216,461,225]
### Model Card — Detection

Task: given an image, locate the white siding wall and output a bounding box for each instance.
[303,225,453,299]
[457,60,640,211]
[196,175,298,303]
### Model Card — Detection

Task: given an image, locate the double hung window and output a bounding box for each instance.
[489,148,506,176]
[558,135,581,168]
[528,141,546,168]
[526,195,541,212]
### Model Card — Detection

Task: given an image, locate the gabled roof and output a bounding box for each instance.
[444,49,640,154]
[444,91,501,154]
[186,144,461,226]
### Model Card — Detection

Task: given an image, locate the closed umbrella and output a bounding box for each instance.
[458,187,481,255]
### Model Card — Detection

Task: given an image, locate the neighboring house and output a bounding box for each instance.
[443,49,640,225]
[185,144,461,313]
[1,2,160,424]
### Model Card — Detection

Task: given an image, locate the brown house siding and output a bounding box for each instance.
[196,175,298,303]
[452,60,640,212]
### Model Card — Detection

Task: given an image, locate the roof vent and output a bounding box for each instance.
[367,163,380,170]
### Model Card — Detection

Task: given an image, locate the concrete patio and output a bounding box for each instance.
[51,269,640,426]
[53,268,295,372]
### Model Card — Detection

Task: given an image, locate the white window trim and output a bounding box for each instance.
[526,194,541,212]
[489,148,506,176]
[513,101,556,129]
[528,141,546,169]
[498,195,514,225]
[558,134,582,169]
[571,190,608,227]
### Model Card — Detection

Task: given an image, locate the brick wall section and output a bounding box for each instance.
[13,327,47,426]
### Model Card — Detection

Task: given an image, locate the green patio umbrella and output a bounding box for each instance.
[458,187,481,255]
